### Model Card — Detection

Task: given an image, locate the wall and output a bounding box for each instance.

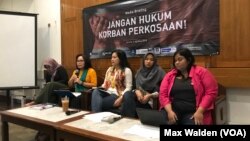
[60,0,112,76]
[0,0,61,99]
[227,88,250,124]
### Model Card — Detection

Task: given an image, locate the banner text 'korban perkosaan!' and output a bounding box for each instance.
[83,0,219,59]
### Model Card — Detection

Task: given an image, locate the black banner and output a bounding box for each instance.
[83,0,219,58]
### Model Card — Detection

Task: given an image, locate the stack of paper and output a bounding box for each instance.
[30,103,54,110]
[84,112,121,122]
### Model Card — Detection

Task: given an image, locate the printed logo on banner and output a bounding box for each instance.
[102,52,112,56]
[154,47,161,55]
[136,49,148,55]
[161,47,176,54]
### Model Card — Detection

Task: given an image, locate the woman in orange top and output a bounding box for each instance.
[68,54,97,109]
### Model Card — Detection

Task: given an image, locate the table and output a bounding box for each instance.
[1,106,88,141]
[57,117,159,141]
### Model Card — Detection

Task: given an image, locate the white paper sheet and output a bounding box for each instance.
[64,118,159,141]
[30,103,54,110]
[72,92,81,97]
[84,112,121,122]
[124,124,159,139]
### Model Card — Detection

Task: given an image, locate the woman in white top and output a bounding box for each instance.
[91,49,133,114]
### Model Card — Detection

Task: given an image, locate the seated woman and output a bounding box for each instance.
[91,49,133,115]
[25,58,69,106]
[122,52,165,117]
[68,54,97,109]
[159,48,218,125]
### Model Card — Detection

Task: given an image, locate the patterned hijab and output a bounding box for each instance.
[43,58,61,81]
[135,53,165,92]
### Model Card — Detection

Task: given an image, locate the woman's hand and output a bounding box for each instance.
[135,90,144,102]
[89,15,108,50]
[68,74,78,87]
[141,94,151,104]
[191,107,204,125]
[74,78,82,85]
[164,104,178,125]
[167,110,178,125]
[191,111,204,125]
[113,96,123,107]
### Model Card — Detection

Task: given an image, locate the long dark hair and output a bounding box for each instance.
[173,48,195,76]
[111,49,130,70]
[76,54,92,69]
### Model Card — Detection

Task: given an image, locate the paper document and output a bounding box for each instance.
[92,87,112,94]
[30,103,55,110]
[84,112,121,122]
[124,124,159,139]
[72,92,81,97]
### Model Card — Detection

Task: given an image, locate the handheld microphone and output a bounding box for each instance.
[74,69,80,87]
[75,69,80,78]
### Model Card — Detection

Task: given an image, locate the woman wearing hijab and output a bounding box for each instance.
[43,58,68,84]
[122,52,165,117]
[25,58,69,106]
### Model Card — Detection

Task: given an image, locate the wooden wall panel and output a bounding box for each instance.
[61,0,82,76]
[209,68,250,88]
[61,0,250,88]
[61,0,111,76]
[211,0,250,68]
[61,21,77,66]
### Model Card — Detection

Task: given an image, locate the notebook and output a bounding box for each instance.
[54,90,81,98]
[136,108,167,127]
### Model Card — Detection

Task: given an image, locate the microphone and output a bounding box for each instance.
[74,69,80,87]
[75,69,80,78]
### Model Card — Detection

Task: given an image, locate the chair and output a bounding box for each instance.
[81,89,93,110]
[212,84,227,125]
[80,75,105,110]
[11,94,26,108]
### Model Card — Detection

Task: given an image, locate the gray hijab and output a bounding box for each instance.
[135,53,165,92]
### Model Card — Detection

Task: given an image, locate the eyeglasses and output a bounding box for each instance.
[77,60,84,62]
